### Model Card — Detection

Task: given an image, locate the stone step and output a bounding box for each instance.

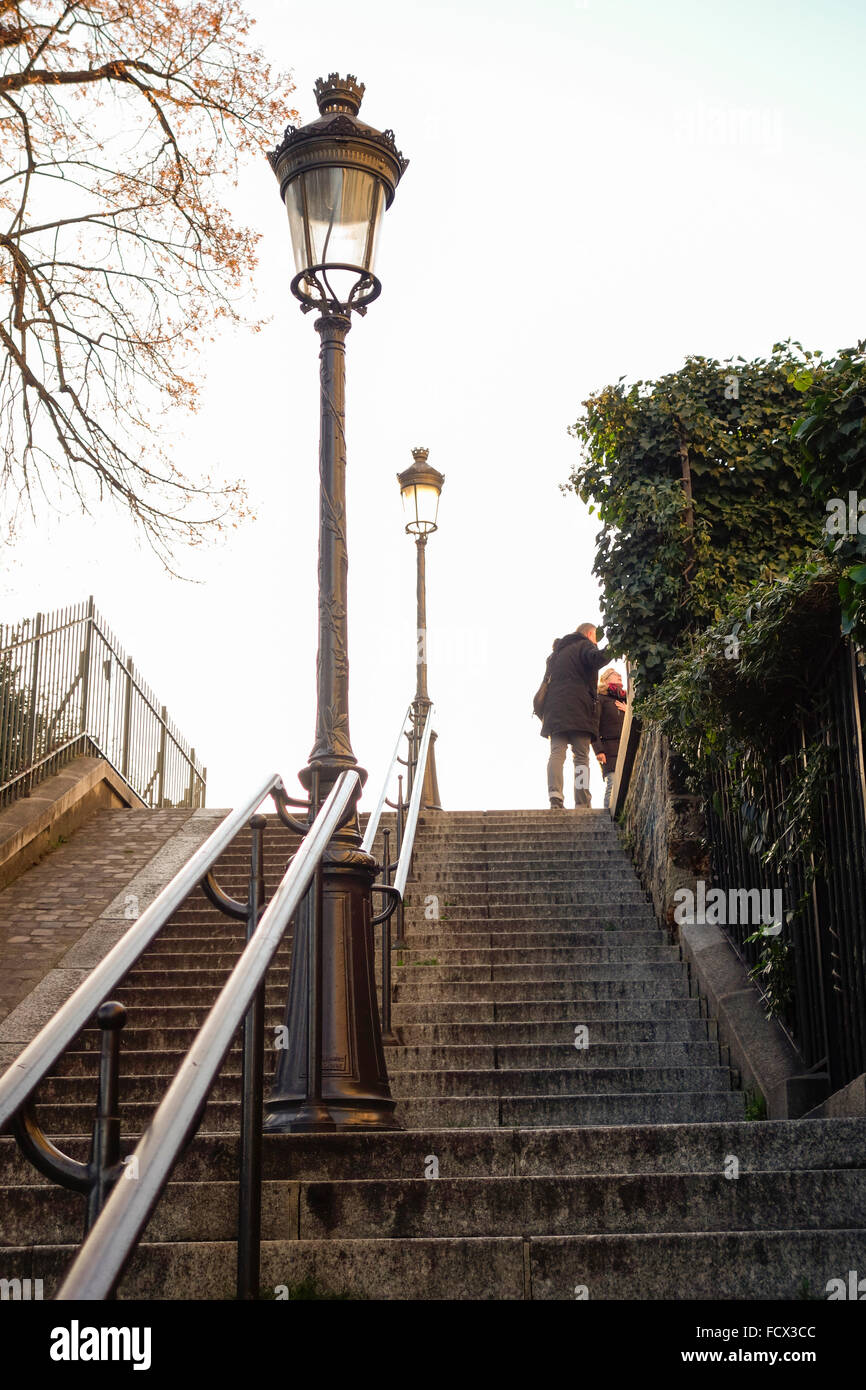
[391,978,687,1003]
[404,890,650,905]
[2,1180,297,1246]
[392,1019,715,1045]
[387,1066,734,1098]
[403,907,654,923]
[8,1169,862,1248]
[391,931,666,951]
[1,1238,526,1300]
[4,1119,863,1186]
[383,946,678,966]
[50,1040,723,1080]
[387,1043,723,1070]
[122,968,292,989]
[411,840,624,853]
[37,1061,733,1105]
[131,941,673,969]
[69,1004,290,1035]
[116,952,287,975]
[401,911,659,928]
[143,936,293,953]
[26,1089,746,1136]
[408,852,639,865]
[389,997,704,1023]
[296,1168,866,1240]
[18,1225,863,1300]
[75,1015,710,1057]
[408,867,641,882]
[87,986,290,1007]
[391,961,684,983]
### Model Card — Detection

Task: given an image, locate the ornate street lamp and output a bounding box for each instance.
[397,447,444,810]
[264,75,408,1132]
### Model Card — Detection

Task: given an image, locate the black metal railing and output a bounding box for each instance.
[0,597,206,809]
[705,641,866,1093]
[363,704,436,1044]
[0,768,361,1300]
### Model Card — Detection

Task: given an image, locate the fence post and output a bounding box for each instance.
[187,748,196,809]
[851,645,866,823]
[156,706,167,808]
[79,596,95,737]
[24,613,43,794]
[121,658,134,781]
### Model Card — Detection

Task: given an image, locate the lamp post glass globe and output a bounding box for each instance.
[397,447,445,535]
[270,73,408,314]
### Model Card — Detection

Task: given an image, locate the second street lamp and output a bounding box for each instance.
[398,447,444,810]
[265,74,408,1132]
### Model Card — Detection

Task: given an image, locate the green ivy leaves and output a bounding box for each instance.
[566,344,827,697]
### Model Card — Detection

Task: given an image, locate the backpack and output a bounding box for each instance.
[532,653,554,720]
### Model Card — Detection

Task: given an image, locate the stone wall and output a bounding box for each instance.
[620,723,708,929]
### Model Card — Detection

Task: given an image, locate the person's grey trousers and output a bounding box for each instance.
[547,731,593,807]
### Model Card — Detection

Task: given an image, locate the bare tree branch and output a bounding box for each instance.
[0,1,297,566]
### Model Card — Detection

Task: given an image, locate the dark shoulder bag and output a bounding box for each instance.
[532,654,554,720]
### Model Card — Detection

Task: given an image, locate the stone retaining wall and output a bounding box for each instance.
[620,723,708,929]
[617,721,830,1118]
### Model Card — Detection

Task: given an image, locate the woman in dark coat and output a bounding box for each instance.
[596,667,627,809]
[540,623,611,808]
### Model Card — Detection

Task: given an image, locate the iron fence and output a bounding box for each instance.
[0,597,206,810]
[705,640,866,1093]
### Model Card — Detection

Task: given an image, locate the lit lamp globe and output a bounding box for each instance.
[269,73,408,314]
[397,448,445,535]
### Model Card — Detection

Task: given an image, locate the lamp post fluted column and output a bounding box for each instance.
[307,311,355,781]
[412,534,442,808]
[264,73,408,1133]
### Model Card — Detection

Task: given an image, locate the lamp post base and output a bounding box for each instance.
[264,1099,399,1133]
[264,837,402,1134]
[411,700,443,810]
[421,730,443,810]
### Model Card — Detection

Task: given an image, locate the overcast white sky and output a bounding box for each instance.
[3,0,865,811]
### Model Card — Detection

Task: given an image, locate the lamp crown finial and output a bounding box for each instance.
[314,73,365,117]
[411,446,429,464]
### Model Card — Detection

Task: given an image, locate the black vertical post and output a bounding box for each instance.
[86,1001,126,1236]
[121,656,134,782]
[380,828,394,1042]
[24,612,42,794]
[79,596,95,737]
[394,775,407,949]
[237,815,266,1300]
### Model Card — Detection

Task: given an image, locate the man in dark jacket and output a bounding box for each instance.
[540,622,613,808]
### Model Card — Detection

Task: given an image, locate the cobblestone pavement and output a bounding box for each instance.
[0,809,192,1025]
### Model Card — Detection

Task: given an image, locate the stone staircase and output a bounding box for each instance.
[1,808,864,1299]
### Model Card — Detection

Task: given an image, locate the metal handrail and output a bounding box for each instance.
[365,706,436,1043]
[0,772,287,1129]
[361,704,413,854]
[1,597,206,809]
[393,706,434,897]
[56,769,361,1300]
